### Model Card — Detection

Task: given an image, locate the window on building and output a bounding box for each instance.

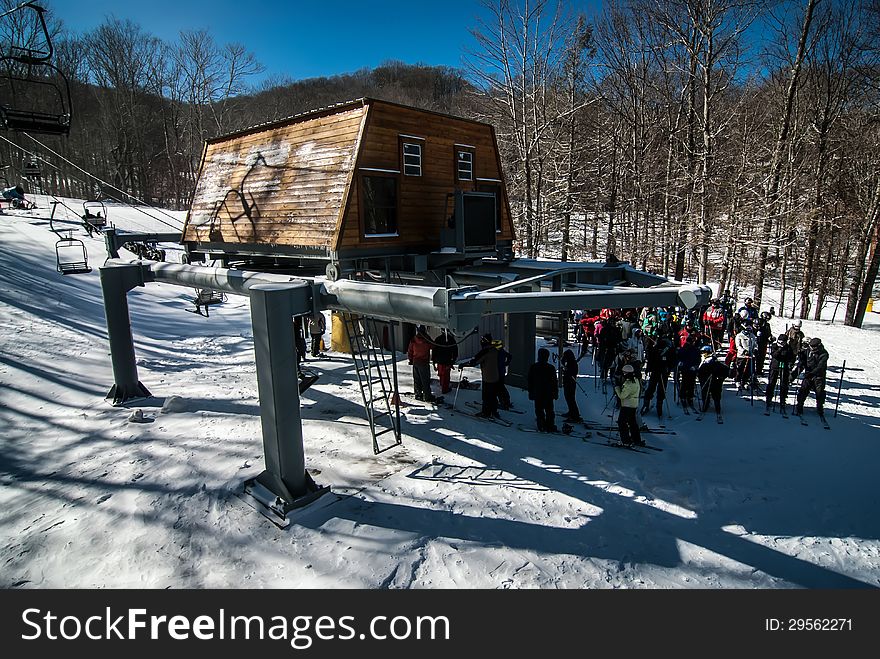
[456,147,474,181]
[402,142,422,176]
[361,175,398,236]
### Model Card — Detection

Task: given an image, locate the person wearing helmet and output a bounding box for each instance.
[677,333,702,413]
[614,363,644,446]
[786,320,805,347]
[734,324,758,393]
[698,344,729,422]
[702,299,726,350]
[640,333,673,418]
[795,337,829,420]
[736,297,758,333]
[754,311,773,377]
[765,334,795,415]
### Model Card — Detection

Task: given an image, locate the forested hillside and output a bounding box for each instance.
[1,0,878,326]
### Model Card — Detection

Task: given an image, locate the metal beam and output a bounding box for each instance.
[112,259,711,335]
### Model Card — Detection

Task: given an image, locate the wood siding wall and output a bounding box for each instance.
[182,99,513,256]
[336,102,514,251]
[183,106,365,248]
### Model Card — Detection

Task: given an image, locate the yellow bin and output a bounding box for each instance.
[868,298,874,313]
[331,312,353,353]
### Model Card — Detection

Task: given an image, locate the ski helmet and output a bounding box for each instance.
[700,345,713,355]
[809,337,822,349]
[622,364,635,374]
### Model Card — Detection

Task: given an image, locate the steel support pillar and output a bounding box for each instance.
[99,262,151,405]
[506,311,536,390]
[244,283,329,523]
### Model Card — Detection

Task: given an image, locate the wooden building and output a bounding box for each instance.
[182,98,515,278]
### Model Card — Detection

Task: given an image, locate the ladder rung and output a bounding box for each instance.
[375,427,398,437]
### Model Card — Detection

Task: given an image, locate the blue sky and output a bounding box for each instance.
[49,0,603,82]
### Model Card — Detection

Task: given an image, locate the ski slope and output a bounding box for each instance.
[1,197,879,589]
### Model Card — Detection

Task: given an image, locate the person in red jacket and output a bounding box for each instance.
[407,326,434,402]
[702,299,726,350]
[579,314,599,358]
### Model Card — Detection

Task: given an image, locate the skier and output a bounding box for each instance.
[598,316,622,381]
[407,326,435,402]
[432,329,458,395]
[308,312,326,357]
[614,363,644,446]
[765,334,795,414]
[786,320,805,347]
[734,324,758,392]
[702,299,726,350]
[677,319,705,349]
[560,348,582,422]
[619,310,637,343]
[753,311,773,378]
[698,345,729,421]
[676,334,701,413]
[578,313,599,358]
[610,347,641,388]
[735,297,758,332]
[464,333,500,418]
[527,347,559,432]
[719,290,736,339]
[794,337,829,420]
[293,317,307,363]
[641,334,673,419]
[495,339,514,410]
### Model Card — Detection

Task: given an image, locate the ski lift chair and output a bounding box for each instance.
[81,200,107,236]
[188,288,226,317]
[0,62,72,136]
[55,235,91,275]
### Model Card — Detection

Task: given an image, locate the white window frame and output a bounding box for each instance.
[402,142,422,177]
[457,149,473,181]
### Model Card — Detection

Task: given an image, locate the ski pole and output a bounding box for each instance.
[452,363,464,411]
[658,373,672,419]
[834,359,846,418]
[749,355,754,407]
[674,364,679,404]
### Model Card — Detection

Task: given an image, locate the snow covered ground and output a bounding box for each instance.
[1,196,879,589]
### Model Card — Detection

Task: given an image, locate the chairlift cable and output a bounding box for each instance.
[20,131,185,230]
[0,132,184,232]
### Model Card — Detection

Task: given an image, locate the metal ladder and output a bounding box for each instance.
[342,313,402,454]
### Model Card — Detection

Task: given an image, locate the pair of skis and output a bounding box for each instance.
[591,431,663,452]
[516,424,592,439]
[796,412,831,430]
[695,412,723,424]
[581,420,676,435]
[764,402,789,419]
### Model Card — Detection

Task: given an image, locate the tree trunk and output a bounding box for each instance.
[754,0,817,308]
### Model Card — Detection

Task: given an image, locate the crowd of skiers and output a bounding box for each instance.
[401,292,831,447]
[571,293,830,445]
